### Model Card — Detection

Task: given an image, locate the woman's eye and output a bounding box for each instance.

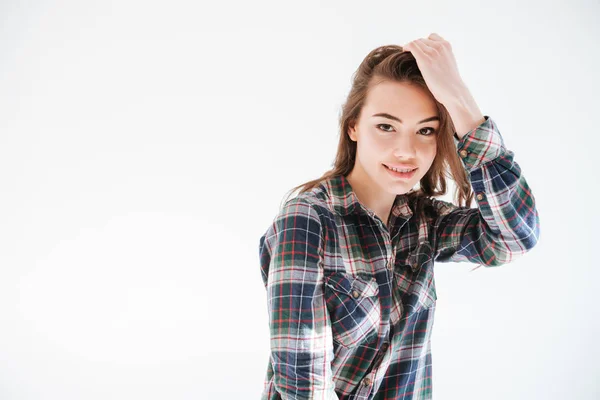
[419,127,437,136]
[376,124,394,132]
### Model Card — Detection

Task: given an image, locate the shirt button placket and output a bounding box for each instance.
[356,373,374,398]
[387,243,396,272]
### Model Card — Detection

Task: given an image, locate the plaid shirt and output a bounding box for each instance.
[258,115,540,399]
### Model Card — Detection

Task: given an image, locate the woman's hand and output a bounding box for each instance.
[402,33,466,107]
[402,33,485,139]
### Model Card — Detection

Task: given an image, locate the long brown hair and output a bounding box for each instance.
[282,44,474,216]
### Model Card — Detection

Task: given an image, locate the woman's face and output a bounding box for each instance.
[348,80,440,195]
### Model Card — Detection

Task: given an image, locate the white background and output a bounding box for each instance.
[0,0,598,399]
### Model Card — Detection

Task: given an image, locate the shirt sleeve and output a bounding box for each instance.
[431,115,541,266]
[259,198,339,399]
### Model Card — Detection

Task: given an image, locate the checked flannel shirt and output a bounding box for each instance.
[258,115,540,400]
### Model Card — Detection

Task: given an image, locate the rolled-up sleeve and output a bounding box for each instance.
[259,199,339,399]
[432,115,541,266]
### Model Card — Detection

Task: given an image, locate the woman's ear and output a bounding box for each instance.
[348,121,358,142]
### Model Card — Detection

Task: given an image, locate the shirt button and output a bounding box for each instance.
[476,193,484,200]
[459,149,468,158]
[387,260,394,270]
[412,262,418,270]
[352,290,360,299]
[381,343,389,351]
[362,377,372,386]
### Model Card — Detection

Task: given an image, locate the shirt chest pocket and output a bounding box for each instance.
[400,241,438,315]
[323,272,381,348]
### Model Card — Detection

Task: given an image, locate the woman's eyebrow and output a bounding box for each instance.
[372,112,440,124]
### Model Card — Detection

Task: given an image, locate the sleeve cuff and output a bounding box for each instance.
[453,115,508,173]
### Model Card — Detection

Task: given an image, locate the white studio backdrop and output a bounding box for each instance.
[0,0,598,399]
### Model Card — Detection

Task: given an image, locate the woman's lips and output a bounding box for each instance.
[383,163,417,179]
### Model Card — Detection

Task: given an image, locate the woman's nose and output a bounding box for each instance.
[392,134,417,158]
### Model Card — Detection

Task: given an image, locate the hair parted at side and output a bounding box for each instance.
[281,44,475,216]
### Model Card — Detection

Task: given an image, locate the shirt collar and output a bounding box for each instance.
[322,174,414,220]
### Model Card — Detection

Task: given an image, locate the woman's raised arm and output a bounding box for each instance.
[432,116,540,267]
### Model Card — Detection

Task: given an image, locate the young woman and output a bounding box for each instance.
[258,33,540,400]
